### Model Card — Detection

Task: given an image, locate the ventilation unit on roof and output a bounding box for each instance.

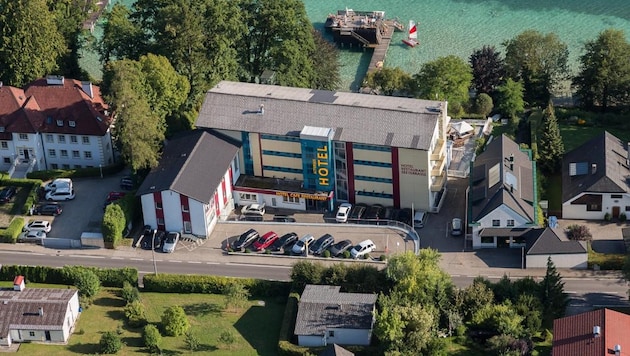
[593,325,601,337]
[56,120,63,127]
[615,345,621,356]
[69,121,76,128]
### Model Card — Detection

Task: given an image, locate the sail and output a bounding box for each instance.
[409,20,417,39]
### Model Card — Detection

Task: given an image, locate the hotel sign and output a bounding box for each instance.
[401,164,427,176]
[312,146,330,186]
[276,191,329,201]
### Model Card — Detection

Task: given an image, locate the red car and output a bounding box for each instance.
[251,231,279,251]
[106,191,127,202]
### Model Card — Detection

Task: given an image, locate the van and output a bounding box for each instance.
[413,211,427,228]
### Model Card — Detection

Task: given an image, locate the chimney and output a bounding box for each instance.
[591,163,597,174]
[81,81,93,98]
[593,325,601,337]
[258,104,264,115]
[38,307,44,316]
[615,345,621,356]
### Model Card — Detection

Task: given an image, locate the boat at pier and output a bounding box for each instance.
[402,20,419,47]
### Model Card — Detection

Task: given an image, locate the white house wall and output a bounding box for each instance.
[527,254,587,269]
[563,192,630,220]
[326,328,372,346]
[42,132,114,170]
[141,194,158,229]
[472,205,532,248]
[298,335,325,347]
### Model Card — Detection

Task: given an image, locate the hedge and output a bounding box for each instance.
[102,204,125,248]
[142,274,291,298]
[0,178,43,215]
[0,217,25,243]
[277,293,313,356]
[26,162,125,181]
[0,265,138,287]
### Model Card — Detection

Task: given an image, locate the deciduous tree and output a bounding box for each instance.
[474,93,494,116]
[161,305,190,336]
[364,67,412,96]
[100,3,145,63]
[469,45,505,95]
[538,101,565,174]
[574,29,630,111]
[413,55,473,115]
[143,324,162,353]
[311,29,340,91]
[100,331,123,354]
[496,78,525,119]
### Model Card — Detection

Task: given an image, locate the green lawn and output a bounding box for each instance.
[559,125,630,152]
[14,287,285,355]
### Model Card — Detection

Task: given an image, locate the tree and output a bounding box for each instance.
[50,0,90,79]
[503,30,569,106]
[537,101,565,174]
[413,55,473,115]
[121,281,140,304]
[100,3,145,63]
[456,280,495,321]
[364,67,413,96]
[161,305,190,336]
[100,331,123,354]
[515,294,543,336]
[102,204,126,248]
[72,268,101,300]
[311,29,340,90]
[469,45,505,95]
[223,281,250,311]
[138,54,190,120]
[574,29,630,111]
[124,300,147,327]
[290,261,325,292]
[0,0,66,86]
[143,324,162,353]
[539,257,568,329]
[471,302,524,337]
[475,93,494,116]
[496,78,525,119]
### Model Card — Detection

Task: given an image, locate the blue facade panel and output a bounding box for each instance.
[301,139,334,192]
[241,132,254,175]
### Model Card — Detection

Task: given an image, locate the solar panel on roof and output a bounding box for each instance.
[308,90,337,103]
[411,135,420,148]
[488,163,500,188]
[471,185,486,203]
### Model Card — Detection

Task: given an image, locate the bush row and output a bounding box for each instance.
[26,162,126,181]
[142,273,291,298]
[0,265,138,287]
[0,217,25,243]
[0,177,43,215]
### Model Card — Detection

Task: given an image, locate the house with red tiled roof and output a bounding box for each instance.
[553,308,630,356]
[0,76,114,177]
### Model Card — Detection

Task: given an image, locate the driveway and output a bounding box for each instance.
[420,176,468,252]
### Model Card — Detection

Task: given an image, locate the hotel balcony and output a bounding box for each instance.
[431,171,446,192]
[431,154,446,176]
[430,138,446,161]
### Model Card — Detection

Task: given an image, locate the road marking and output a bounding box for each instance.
[487,275,502,279]
[169,260,182,263]
[69,255,104,259]
[206,262,220,265]
[111,257,124,260]
[565,291,577,294]
[227,262,292,269]
[187,261,202,264]
[129,258,144,261]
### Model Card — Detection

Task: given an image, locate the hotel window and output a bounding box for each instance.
[283,195,299,204]
[3,157,10,164]
[0,142,7,149]
[611,194,623,199]
[84,151,92,159]
[29,332,35,337]
[51,163,58,169]
[72,150,80,158]
[74,165,82,169]
[156,202,163,210]
[82,136,90,144]
[62,164,70,169]
[507,219,515,227]
[182,205,189,213]
[60,149,68,158]
[58,135,66,143]
[70,135,78,144]
[184,221,192,233]
[19,133,28,140]
[626,206,630,212]
[48,149,56,157]
[46,134,54,143]
[239,193,257,202]
[492,219,500,227]
[157,218,165,226]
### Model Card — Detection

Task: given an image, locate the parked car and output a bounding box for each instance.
[364,204,384,220]
[252,231,279,251]
[140,229,157,250]
[310,234,335,255]
[106,191,126,202]
[241,203,265,216]
[231,229,259,251]
[271,232,298,252]
[0,186,17,203]
[335,203,352,223]
[23,220,52,233]
[162,232,180,253]
[382,206,396,220]
[45,188,75,201]
[44,178,72,192]
[120,176,135,190]
[349,204,367,220]
[273,215,296,223]
[451,218,463,236]
[350,239,376,259]
[240,214,263,222]
[397,208,412,225]
[413,211,428,228]
[134,225,153,248]
[19,230,46,243]
[291,234,315,255]
[152,231,166,250]
[329,239,353,257]
[33,203,62,216]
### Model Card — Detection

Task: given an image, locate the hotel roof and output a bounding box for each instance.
[196,81,446,151]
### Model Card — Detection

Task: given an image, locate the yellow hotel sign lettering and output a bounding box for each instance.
[311,146,329,186]
[276,191,328,201]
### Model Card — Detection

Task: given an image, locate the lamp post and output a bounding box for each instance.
[151,230,158,275]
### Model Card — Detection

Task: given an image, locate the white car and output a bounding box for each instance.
[44,178,73,192]
[350,239,376,259]
[451,218,463,236]
[291,234,315,255]
[19,230,47,243]
[335,203,352,223]
[162,232,180,253]
[23,220,52,233]
[45,188,75,201]
[241,203,265,216]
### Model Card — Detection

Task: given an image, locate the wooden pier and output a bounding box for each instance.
[82,0,110,33]
[366,21,396,75]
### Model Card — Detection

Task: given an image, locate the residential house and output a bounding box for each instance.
[561,131,630,220]
[294,285,377,347]
[553,308,630,356]
[0,76,114,176]
[0,276,80,347]
[136,129,240,236]
[468,135,538,248]
[525,227,587,268]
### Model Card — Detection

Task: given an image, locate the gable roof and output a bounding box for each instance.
[196,81,446,150]
[553,308,630,356]
[0,287,77,337]
[136,129,240,204]
[526,227,587,255]
[294,285,377,337]
[562,131,630,203]
[320,344,355,356]
[470,135,536,222]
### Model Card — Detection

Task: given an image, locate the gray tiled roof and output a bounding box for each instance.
[320,344,355,356]
[526,228,587,255]
[562,131,630,203]
[136,129,240,204]
[470,135,536,222]
[294,285,377,336]
[196,81,445,150]
[0,288,77,337]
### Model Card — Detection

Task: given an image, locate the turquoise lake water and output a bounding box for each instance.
[80,0,630,92]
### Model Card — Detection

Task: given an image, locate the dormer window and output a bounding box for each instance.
[56,120,64,127]
[69,121,76,128]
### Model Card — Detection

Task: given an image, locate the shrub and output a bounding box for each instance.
[185,330,200,351]
[218,330,236,347]
[102,204,126,248]
[124,300,147,328]
[223,281,250,311]
[99,331,123,354]
[161,305,190,336]
[620,212,627,222]
[0,217,25,243]
[121,281,140,304]
[322,250,331,258]
[143,324,162,352]
[342,250,351,259]
[604,212,612,221]
[474,93,494,116]
[379,254,387,261]
[71,268,101,300]
[567,224,593,241]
